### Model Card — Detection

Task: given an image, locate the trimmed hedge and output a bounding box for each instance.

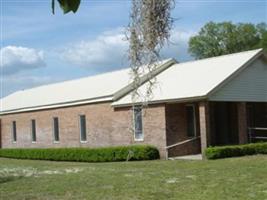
[205,142,267,159]
[0,145,160,162]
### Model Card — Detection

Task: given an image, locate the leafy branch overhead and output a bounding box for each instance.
[52,0,81,14]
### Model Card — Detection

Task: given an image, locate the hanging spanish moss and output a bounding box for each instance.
[52,0,175,105]
[128,0,175,104]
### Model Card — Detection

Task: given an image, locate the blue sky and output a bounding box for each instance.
[1,0,267,97]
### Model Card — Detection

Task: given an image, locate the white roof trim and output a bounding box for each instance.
[0,96,112,115]
[113,96,207,108]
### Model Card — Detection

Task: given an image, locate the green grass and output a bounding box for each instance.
[1,156,267,200]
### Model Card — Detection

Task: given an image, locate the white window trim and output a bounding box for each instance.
[52,117,60,143]
[79,114,88,143]
[133,106,144,142]
[186,104,197,138]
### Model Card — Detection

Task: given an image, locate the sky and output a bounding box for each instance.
[0,0,266,97]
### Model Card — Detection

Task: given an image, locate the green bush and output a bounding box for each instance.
[205,142,267,159]
[0,145,160,162]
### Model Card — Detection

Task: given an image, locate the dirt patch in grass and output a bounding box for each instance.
[0,167,84,180]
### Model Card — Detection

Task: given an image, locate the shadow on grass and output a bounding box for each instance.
[0,176,23,184]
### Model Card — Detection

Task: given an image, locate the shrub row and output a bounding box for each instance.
[0,145,160,162]
[205,142,267,159]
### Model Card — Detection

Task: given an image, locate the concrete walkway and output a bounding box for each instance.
[169,154,203,160]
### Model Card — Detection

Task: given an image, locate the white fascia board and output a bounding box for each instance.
[0,96,113,115]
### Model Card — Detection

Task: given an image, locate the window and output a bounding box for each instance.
[53,117,59,142]
[79,115,87,142]
[12,121,17,142]
[31,120,37,142]
[133,106,144,141]
[186,105,197,137]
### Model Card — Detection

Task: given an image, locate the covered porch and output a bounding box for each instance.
[165,101,267,158]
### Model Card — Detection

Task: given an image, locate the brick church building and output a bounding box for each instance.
[0,49,267,159]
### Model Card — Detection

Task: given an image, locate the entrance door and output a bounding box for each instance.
[213,102,239,145]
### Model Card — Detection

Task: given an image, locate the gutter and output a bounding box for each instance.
[112,96,207,108]
[0,95,113,115]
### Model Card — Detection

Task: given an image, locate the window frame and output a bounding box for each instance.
[133,105,144,141]
[79,115,87,143]
[53,117,60,143]
[31,119,37,143]
[186,104,197,138]
[12,121,17,143]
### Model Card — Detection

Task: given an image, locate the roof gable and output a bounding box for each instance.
[209,55,267,102]
[112,49,263,106]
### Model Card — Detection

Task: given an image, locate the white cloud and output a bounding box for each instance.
[61,28,194,71]
[0,46,46,75]
[61,28,129,72]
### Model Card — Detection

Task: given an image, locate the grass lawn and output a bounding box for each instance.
[1,156,267,200]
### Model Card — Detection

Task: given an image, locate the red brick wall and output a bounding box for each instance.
[0,102,167,158]
[167,138,201,157]
[165,103,201,157]
[165,103,187,146]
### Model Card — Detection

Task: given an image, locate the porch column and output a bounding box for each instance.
[199,102,211,157]
[237,102,248,144]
